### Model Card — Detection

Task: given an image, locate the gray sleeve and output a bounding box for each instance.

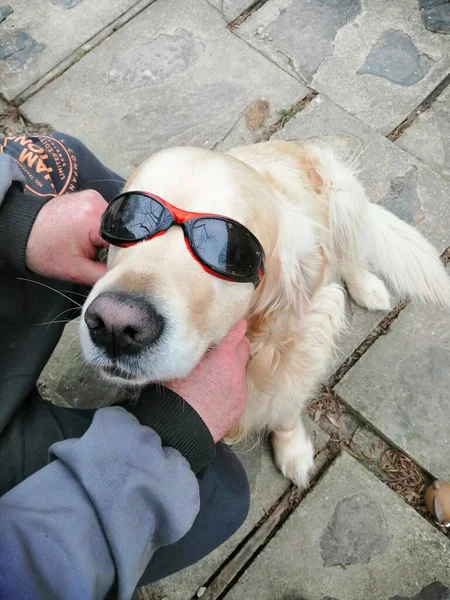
[0,153,25,205]
[0,407,200,600]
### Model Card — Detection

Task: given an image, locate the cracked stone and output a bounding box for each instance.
[336,264,450,481]
[224,453,450,600]
[0,31,45,72]
[237,0,450,133]
[358,30,434,86]
[380,166,424,226]
[22,0,303,175]
[107,29,204,90]
[0,4,13,22]
[396,346,450,419]
[257,0,361,81]
[396,86,450,180]
[207,0,252,21]
[420,0,450,34]
[50,0,84,7]
[320,493,392,567]
[391,582,450,600]
[1,1,151,100]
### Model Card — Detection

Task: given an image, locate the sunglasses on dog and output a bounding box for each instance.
[101,191,266,287]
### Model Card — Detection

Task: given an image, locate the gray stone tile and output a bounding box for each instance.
[141,439,290,600]
[336,265,450,481]
[0,0,144,100]
[396,86,450,181]
[21,0,305,178]
[223,452,450,600]
[274,95,450,371]
[235,0,450,133]
[207,0,253,21]
[142,423,329,600]
[141,421,328,600]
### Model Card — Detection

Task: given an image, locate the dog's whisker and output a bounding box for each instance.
[35,319,74,327]
[82,179,125,188]
[48,305,82,324]
[59,289,89,298]
[17,278,83,307]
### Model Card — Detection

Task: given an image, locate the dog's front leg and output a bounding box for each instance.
[272,418,314,489]
[272,283,347,488]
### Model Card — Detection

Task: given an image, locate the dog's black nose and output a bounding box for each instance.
[84,292,163,358]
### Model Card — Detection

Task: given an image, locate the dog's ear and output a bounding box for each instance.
[247,215,326,389]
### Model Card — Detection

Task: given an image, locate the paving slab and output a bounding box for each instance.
[336,264,450,481]
[21,0,305,178]
[234,0,450,133]
[140,438,290,600]
[141,419,328,600]
[272,95,450,372]
[0,0,146,100]
[223,452,450,600]
[396,86,450,181]
[207,0,253,21]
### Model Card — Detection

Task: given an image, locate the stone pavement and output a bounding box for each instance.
[2,0,450,599]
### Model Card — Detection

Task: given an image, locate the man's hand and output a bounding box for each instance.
[26,190,109,286]
[166,320,250,443]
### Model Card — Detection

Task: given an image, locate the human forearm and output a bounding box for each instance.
[0,407,200,600]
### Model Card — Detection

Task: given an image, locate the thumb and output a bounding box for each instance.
[89,226,110,250]
[71,258,108,286]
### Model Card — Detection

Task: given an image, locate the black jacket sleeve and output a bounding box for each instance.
[127,385,217,474]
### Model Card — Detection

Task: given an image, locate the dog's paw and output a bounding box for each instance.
[345,268,391,311]
[272,427,314,489]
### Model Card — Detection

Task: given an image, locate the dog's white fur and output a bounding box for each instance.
[80,139,450,488]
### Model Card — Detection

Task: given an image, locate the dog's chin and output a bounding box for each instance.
[98,364,152,388]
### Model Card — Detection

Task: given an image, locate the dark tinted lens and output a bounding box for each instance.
[191,218,261,278]
[102,194,166,241]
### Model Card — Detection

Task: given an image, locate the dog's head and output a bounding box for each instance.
[80,145,323,386]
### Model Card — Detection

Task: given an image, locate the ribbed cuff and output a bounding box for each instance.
[127,386,216,474]
[0,183,49,275]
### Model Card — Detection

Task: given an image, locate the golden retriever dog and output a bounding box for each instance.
[79,139,450,488]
